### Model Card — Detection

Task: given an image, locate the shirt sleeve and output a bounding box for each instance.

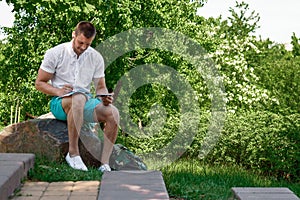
[40,48,58,74]
[93,52,105,78]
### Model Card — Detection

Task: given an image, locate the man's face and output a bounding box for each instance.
[72,33,94,56]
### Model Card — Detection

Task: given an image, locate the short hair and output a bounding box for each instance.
[74,21,96,38]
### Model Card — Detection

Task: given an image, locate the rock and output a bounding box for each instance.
[0,118,103,168]
[37,112,56,119]
[0,117,148,170]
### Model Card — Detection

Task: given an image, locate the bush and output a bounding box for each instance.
[189,110,300,181]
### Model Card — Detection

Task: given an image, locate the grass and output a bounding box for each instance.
[27,156,300,200]
[161,159,300,200]
[28,156,103,182]
[4,118,299,199]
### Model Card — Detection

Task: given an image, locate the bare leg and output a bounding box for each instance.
[94,104,119,164]
[101,109,119,164]
[63,94,86,156]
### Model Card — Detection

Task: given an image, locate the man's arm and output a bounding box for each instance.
[35,68,70,97]
[95,77,108,94]
[95,77,113,106]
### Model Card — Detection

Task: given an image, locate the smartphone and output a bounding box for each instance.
[96,94,113,98]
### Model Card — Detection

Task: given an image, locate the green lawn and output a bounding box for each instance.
[27,156,300,200]
[162,159,300,199]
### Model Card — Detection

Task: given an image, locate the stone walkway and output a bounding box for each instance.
[10,171,170,200]
[0,153,170,200]
[10,181,100,200]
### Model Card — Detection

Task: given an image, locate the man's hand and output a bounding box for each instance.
[98,93,114,106]
[56,84,74,97]
[62,84,74,94]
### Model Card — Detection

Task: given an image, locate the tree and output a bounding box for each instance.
[0,0,276,122]
[291,32,300,57]
[249,38,300,114]
[198,1,273,111]
[0,0,204,125]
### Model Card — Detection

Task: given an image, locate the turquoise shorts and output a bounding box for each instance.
[50,96,102,122]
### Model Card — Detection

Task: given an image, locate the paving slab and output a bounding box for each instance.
[98,170,169,200]
[10,181,100,200]
[0,153,35,200]
[232,187,300,200]
[0,153,35,177]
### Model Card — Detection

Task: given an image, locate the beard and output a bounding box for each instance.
[72,40,84,56]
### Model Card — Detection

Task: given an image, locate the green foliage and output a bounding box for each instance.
[250,39,300,114]
[291,32,300,57]
[227,1,260,39]
[0,0,281,122]
[199,111,300,181]
[203,2,274,111]
[0,0,204,125]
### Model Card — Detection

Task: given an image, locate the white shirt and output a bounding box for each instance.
[40,41,105,93]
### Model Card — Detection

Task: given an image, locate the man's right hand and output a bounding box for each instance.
[60,84,74,96]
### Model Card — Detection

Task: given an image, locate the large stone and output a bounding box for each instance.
[0,112,148,171]
[0,118,103,168]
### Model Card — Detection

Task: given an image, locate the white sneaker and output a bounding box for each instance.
[65,153,88,171]
[98,164,111,172]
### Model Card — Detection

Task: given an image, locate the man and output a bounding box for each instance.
[35,21,119,172]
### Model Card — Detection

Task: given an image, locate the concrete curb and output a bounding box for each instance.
[0,153,35,200]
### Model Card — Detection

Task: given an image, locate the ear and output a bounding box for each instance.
[72,31,76,39]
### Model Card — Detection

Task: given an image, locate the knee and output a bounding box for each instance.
[102,105,119,124]
[71,95,86,110]
[109,106,120,124]
[95,104,120,124]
